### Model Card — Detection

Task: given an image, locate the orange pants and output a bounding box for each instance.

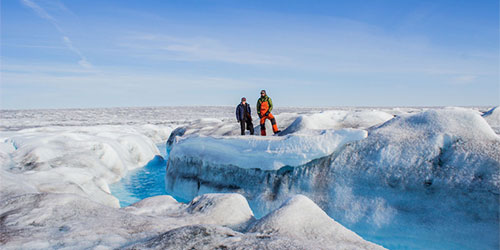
[260,112,279,136]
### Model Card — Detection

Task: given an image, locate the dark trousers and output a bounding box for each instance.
[240,119,254,135]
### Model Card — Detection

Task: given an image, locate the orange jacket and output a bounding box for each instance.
[256,95,273,115]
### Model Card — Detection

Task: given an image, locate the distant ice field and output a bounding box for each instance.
[0,106,333,131]
[3,105,486,131]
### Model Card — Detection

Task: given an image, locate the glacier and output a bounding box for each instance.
[165,107,500,249]
[1,106,498,249]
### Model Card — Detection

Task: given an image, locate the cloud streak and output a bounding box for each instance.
[20,0,59,28]
[20,0,92,68]
[62,36,92,68]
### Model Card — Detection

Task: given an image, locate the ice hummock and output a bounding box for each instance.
[279,109,394,135]
[123,194,383,250]
[247,195,384,249]
[0,125,172,207]
[0,192,382,249]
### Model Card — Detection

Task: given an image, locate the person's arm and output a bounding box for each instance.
[236,105,240,121]
[268,97,273,112]
[257,99,263,118]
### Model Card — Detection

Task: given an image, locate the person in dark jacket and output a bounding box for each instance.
[236,97,254,135]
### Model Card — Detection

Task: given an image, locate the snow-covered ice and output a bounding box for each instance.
[0,191,381,249]
[1,106,498,249]
[0,125,170,207]
[168,129,367,171]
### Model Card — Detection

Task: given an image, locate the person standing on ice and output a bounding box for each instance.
[236,97,255,135]
[257,90,280,136]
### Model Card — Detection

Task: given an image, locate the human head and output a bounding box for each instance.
[260,90,266,97]
[241,97,246,103]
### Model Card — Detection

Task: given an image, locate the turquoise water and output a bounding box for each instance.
[110,144,171,207]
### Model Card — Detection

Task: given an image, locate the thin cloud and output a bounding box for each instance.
[120,33,291,66]
[2,43,67,50]
[450,75,478,85]
[20,0,92,68]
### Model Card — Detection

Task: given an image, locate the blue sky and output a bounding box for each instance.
[1,0,498,109]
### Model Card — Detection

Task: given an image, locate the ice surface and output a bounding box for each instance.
[167,109,396,170]
[322,108,500,248]
[280,109,394,135]
[1,106,497,249]
[247,195,384,249]
[124,193,254,231]
[0,125,171,207]
[483,106,500,134]
[0,192,381,249]
[169,129,367,171]
[165,107,500,249]
[0,106,330,131]
[1,106,391,249]
[123,194,382,250]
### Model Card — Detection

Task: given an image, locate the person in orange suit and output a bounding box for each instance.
[256,90,280,136]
